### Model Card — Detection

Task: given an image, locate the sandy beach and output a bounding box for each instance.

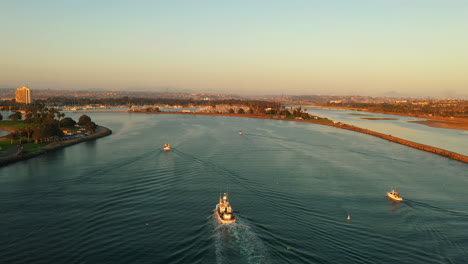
[314,106,468,131]
[360,117,399,121]
[408,120,468,131]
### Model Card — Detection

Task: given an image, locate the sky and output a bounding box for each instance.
[1,0,468,98]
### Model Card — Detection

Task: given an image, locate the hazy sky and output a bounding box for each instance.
[1,0,468,97]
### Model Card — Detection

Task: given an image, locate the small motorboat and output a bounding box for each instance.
[387,189,403,202]
[162,143,171,151]
[214,193,236,224]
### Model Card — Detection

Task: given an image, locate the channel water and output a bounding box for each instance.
[1,113,467,263]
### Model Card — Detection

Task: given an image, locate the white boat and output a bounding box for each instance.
[239,131,243,135]
[163,143,171,151]
[387,189,403,202]
[214,193,236,224]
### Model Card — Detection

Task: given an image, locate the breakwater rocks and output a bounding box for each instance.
[159,112,468,163]
[68,111,468,163]
[0,126,112,167]
[319,122,468,164]
[181,112,468,163]
[228,115,468,163]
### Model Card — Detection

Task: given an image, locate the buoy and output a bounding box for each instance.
[347,215,351,221]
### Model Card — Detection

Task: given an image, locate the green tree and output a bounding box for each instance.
[24,111,34,123]
[279,109,291,117]
[0,112,2,121]
[237,108,245,114]
[24,125,34,143]
[228,108,235,114]
[78,115,92,126]
[56,112,65,128]
[7,131,16,144]
[85,121,97,134]
[9,112,22,121]
[60,117,77,127]
[33,126,45,143]
[43,121,62,138]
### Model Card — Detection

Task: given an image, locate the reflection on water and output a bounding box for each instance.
[0,113,467,263]
[302,106,468,155]
[0,129,9,137]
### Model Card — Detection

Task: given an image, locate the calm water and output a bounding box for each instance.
[0,130,8,137]
[1,113,467,263]
[302,106,468,156]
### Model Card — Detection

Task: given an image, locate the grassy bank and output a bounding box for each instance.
[0,141,15,151]
[0,120,26,132]
[0,126,112,167]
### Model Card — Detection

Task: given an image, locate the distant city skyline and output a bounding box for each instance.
[1,1,468,98]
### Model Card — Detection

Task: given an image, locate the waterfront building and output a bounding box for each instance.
[15,86,32,104]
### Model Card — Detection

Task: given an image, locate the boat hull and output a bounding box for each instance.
[214,205,236,224]
[387,192,403,202]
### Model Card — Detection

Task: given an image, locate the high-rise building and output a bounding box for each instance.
[15,86,32,104]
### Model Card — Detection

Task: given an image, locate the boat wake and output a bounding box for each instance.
[401,199,468,261]
[212,217,270,264]
[405,199,468,219]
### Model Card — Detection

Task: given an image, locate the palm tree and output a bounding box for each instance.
[24,125,34,143]
[25,111,33,123]
[57,112,65,128]
[8,131,16,144]
[39,109,46,123]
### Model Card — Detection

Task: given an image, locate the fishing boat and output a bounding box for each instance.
[214,193,236,224]
[387,189,403,202]
[162,143,171,151]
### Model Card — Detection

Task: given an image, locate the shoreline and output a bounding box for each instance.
[0,126,112,167]
[152,111,468,163]
[408,120,468,130]
[259,115,468,163]
[73,110,468,163]
[309,106,468,131]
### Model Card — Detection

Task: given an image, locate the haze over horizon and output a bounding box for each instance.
[1,1,468,98]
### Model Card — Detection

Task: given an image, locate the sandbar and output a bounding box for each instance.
[409,120,468,131]
[360,118,398,120]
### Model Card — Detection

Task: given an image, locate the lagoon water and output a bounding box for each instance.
[0,129,8,137]
[303,107,468,156]
[1,113,468,263]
